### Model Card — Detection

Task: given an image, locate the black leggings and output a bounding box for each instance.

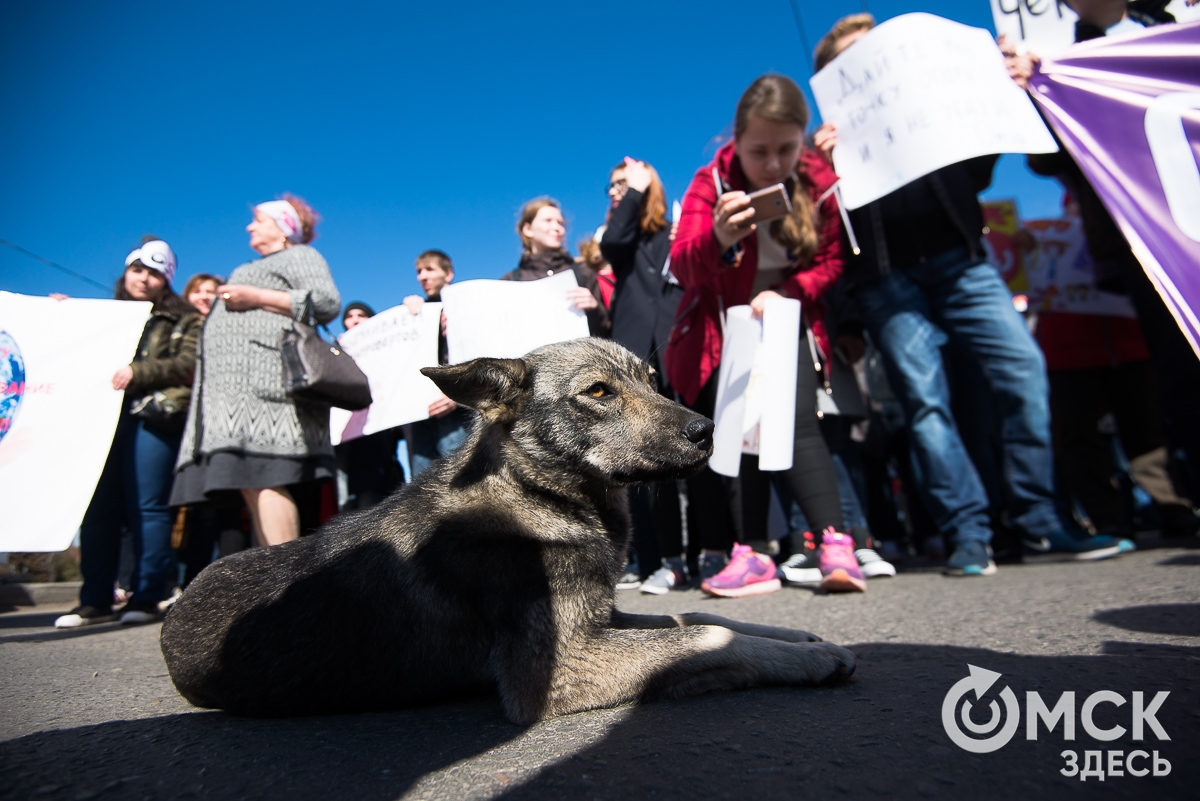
[672,333,845,555]
[738,342,845,546]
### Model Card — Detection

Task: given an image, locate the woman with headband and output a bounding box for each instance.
[170,194,341,548]
[56,237,202,627]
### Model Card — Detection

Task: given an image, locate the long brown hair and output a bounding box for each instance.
[611,161,668,235]
[734,74,819,266]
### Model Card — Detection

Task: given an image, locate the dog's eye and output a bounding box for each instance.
[585,383,612,398]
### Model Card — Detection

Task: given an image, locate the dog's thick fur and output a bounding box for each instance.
[160,338,855,723]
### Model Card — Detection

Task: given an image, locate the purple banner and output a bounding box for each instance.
[1030,22,1200,357]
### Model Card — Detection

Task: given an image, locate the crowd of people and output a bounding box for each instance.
[53,3,1200,629]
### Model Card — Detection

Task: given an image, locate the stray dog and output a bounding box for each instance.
[160,338,855,723]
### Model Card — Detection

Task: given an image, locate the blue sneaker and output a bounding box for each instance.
[1022,530,1124,562]
[944,541,997,577]
[1117,538,1137,554]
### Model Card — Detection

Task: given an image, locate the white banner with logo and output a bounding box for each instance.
[439,270,591,363]
[0,292,151,552]
[710,298,800,477]
[329,303,445,445]
[810,12,1058,210]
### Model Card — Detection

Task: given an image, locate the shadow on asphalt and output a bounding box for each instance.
[1156,552,1200,566]
[1091,603,1200,637]
[0,609,135,643]
[2,641,1194,801]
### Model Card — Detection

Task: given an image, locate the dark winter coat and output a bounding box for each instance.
[841,156,998,289]
[599,189,682,372]
[128,306,202,422]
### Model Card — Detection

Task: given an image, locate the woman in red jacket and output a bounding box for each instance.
[666,74,864,594]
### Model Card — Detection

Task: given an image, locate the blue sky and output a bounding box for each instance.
[1,0,1065,327]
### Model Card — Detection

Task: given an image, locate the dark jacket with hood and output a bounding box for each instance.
[599,189,682,373]
[501,250,611,337]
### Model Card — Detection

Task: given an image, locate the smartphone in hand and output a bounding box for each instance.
[746,183,792,223]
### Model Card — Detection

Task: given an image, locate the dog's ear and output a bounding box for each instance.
[421,358,530,424]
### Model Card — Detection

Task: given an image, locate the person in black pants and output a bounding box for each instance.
[600,157,688,591]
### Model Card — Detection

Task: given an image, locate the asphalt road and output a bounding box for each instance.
[2,544,1197,801]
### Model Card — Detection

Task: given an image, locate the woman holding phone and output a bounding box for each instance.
[667,73,869,595]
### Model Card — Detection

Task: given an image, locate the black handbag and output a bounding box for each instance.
[279,296,373,411]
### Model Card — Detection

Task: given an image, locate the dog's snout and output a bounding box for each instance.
[684,417,715,444]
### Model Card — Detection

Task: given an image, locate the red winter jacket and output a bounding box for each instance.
[665,141,845,405]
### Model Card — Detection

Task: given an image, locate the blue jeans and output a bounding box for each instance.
[79,414,182,607]
[408,407,473,478]
[854,248,1061,545]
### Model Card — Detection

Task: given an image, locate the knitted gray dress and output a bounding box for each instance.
[170,245,341,505]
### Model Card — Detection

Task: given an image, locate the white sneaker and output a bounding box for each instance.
[640,560,686,595]
[856,548,897,578]
[54,606,114,628]
[778,552,821,584]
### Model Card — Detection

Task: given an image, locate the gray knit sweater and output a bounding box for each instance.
[176,244,341,467]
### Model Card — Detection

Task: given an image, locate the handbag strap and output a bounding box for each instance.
[300,292,317,327]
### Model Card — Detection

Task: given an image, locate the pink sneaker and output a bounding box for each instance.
[701,544,781,598]
[819,528,866,593]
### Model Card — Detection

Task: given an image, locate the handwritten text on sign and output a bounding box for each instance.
[810,13,1058,210]
[329,303,444,445]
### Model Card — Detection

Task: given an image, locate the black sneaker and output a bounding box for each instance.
[118,601,161,625]
[54,605,114,628]
[943,541,998,577]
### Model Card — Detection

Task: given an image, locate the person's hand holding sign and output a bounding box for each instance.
[813,123,838,165]
[997,34,1039,90]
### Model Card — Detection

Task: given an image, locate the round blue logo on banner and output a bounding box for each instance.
[0,330,26,444]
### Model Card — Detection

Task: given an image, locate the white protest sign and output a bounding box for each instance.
[810,12,1058,210]
[1022,217,1138,317]
[329,303,444,445]
[991,1,1200,58]
[710,298,800,478]
[0,292,151,552]
[439,269,591,363]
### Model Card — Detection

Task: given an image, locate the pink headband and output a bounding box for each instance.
[255,200,304,244]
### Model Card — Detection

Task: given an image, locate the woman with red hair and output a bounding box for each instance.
[171,194,342,547]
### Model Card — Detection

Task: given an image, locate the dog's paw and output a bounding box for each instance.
[797,642,857,685]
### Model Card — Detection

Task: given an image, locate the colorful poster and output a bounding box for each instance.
[1021,217,1138,317]
[328,303,444,445]
[0,292,151,552]
[982,199,1025,289]
[809,12,1057,210]
[1029,21,1200,355]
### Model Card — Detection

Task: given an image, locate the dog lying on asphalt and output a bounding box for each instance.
[160,338,855,722]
